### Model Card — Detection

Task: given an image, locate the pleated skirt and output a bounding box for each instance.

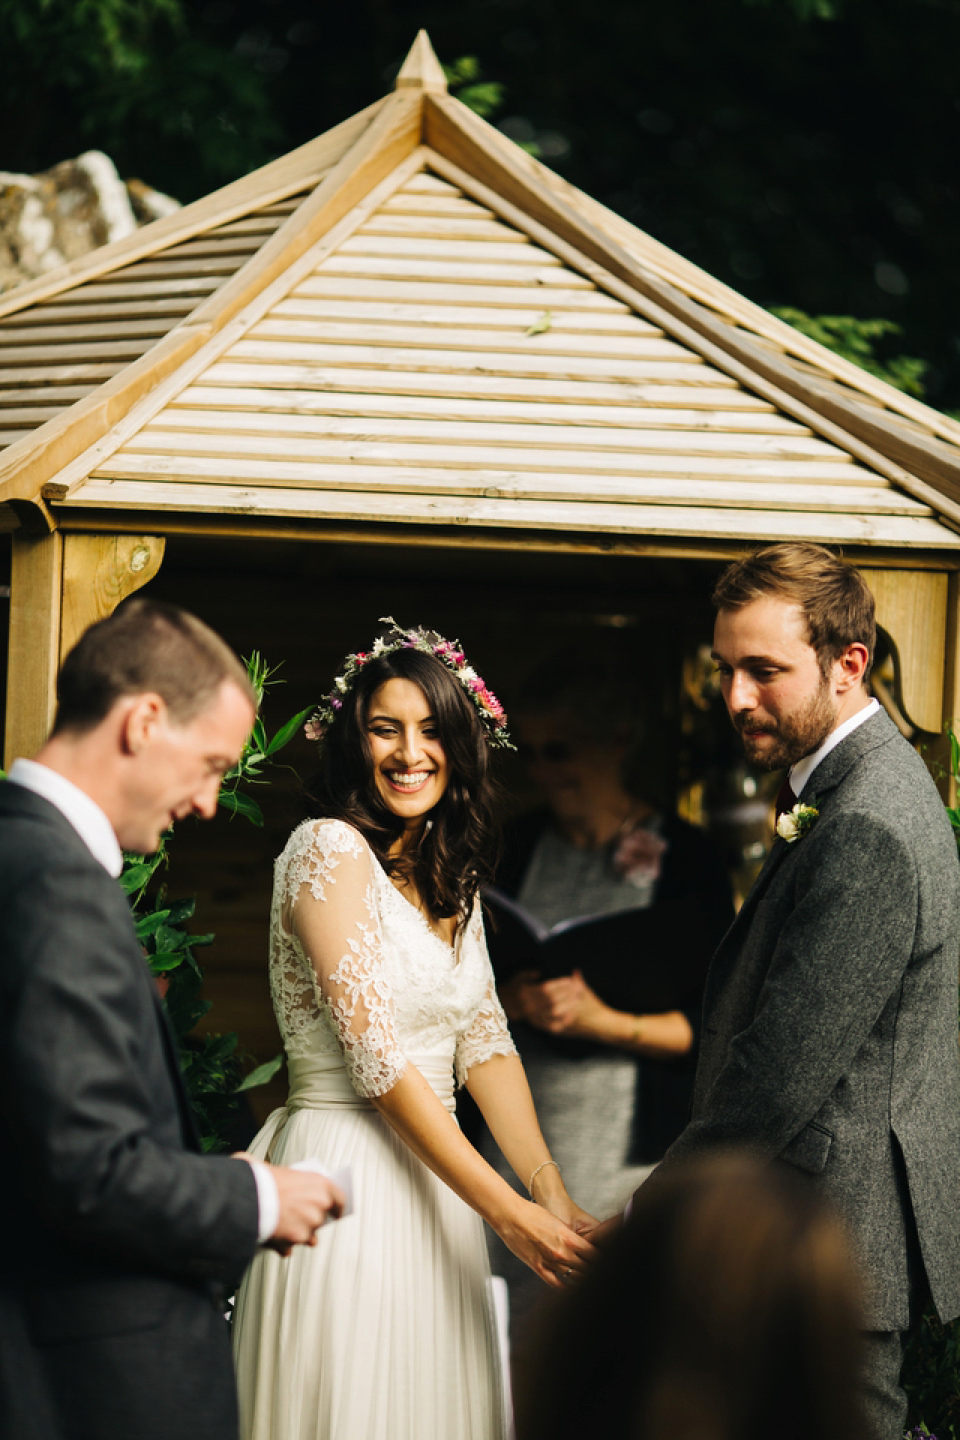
[232,1103,507,1440]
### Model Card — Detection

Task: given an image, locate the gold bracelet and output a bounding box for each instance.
[528,1158,561,1197]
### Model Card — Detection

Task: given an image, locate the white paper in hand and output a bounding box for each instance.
[289,1158,354,1218]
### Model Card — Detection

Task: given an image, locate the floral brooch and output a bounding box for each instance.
[776,802,819,844]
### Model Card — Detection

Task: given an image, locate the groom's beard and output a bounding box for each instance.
[733,678,838,772]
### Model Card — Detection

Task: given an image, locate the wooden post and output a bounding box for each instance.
[3,532,165,769]
[4,531,63,768]
[858,568,949,736]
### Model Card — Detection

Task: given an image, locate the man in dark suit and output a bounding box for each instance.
[0,600,344,1440]
[654,543,960,1440]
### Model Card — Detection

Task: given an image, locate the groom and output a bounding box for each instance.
[0,600,344,1440]
[658,543,960,1440]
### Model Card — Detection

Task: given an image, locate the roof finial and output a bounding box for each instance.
[394,30,448,93]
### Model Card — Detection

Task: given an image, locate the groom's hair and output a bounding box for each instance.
[53,598,255,735]
[712,542,876,680]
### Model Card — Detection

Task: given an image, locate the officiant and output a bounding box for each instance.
[480,660,734,1331]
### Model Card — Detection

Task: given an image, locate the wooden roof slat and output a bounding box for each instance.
[0,340,157,366]
[0,363,125,385]
[403,172,460,192]
[318,254,584,285]
[111,431,864,478]
[270,295,659,335]
[42,277,223,302]
[106,257,258,280]
[224,337,717,384]
[362,214,523,239]
[176,384,783,428]
[151,237,269,260]
[201,358,742,399]
[60,476,957,547]
[0,407,74,427]
[0,386,96,403]
[339,234,538,261]
[249,317,688,361]
[82,452,922,511]
[379,192,496,217]
[0,300,196,327]
[0,319,179,343]
[145,407,826,455]
[206,217,291,237]
[293,275,630,311]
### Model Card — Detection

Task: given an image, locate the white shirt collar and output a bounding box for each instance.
[788,697,880,799]
[8,758,124,877]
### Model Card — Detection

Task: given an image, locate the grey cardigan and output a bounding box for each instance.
[662,708,960,1330]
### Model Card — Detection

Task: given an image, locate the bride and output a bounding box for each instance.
[232,621,596,1440]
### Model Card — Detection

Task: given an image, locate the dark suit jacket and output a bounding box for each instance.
[662,710,960,1330]
[490,808,734,1161]
[0,782,260,1440]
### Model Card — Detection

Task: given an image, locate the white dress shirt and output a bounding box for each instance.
[788,697,880,798]
[6,758,279,1243]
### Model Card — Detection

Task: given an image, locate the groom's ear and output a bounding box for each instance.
[833,642,870,693]
[118,693,167,756]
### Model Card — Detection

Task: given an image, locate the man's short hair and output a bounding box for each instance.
[53,599,255,735]
[712,542,876,679]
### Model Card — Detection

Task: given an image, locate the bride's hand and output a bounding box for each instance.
[494,1197,597,1287]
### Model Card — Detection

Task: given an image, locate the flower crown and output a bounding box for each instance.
[305,617,514,750]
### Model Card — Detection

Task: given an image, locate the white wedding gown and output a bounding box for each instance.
[232,819,514,1440]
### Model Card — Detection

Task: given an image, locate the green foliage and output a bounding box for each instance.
[121,652,304,1151]
[441,56,505,121]
[770,308,929,397]
[743,0,838,18]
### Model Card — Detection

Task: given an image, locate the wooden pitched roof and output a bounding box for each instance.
[3,32,960,552]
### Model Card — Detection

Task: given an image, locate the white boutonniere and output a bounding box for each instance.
[776,802,819,844]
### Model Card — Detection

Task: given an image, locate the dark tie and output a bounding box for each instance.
[775,776,797,819]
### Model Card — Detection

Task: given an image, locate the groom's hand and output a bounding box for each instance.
[266,1167,346,1256]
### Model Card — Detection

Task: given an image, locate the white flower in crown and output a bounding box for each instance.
[776,802,819,844]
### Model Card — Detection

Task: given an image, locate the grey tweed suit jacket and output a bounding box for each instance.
[663,708,960,1330]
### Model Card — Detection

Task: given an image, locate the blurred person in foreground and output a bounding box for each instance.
[480,665,733,1336]
[517,1152,868,1440]
[0,600,343,1440]
[613,543,960,1440]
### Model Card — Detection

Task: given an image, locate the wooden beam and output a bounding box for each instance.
[4,531,62,767]
[859,568,949,734]
[59,534,165,664]
[0,93,423,520]
[423,101,960,527]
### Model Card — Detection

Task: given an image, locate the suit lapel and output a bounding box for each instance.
[703,708,899,1001]
[1,783,203,1150]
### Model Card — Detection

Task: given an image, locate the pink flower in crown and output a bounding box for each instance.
[304,717,325,742]
[613,826,668,888]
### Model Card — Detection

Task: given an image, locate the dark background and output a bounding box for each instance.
[1,0,959,405]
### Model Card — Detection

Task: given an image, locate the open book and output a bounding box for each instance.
[482,885,688,1014]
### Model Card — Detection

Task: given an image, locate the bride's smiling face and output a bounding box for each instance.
[365,677,451,826]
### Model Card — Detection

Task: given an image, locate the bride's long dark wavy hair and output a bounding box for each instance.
[304,646,502,929]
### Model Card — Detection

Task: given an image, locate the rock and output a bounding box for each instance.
[0,150,181,292]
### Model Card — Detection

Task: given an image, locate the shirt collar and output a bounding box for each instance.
[788,697,880,799]
[8,758,124,877]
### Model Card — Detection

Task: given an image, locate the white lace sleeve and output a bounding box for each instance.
[455,904,518,1087]
[282,820,408,1099]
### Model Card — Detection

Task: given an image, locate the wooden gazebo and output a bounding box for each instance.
[3,30,960,769]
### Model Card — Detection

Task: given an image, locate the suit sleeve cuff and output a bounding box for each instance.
[247,1160,280,1244]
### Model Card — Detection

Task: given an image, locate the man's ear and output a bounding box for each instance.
[119,694,166,756]
[834,642,870,694]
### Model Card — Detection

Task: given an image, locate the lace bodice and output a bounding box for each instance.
[269,819,517,1098]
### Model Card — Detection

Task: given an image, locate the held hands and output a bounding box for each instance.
[265,1165,346,1257]
[509,968,611,1040]
[496,1196,597,1288]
